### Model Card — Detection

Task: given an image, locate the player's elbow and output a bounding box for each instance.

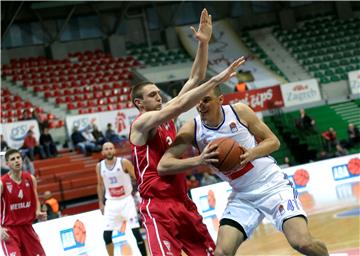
[273,137,280,150]
[157,160,169,176]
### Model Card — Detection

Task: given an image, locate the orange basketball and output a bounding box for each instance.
[348,158,360,175]
[208,137,244,173]
[73,219,86,244]
[293,169,310,187]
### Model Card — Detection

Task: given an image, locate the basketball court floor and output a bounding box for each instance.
[235,181,360,255]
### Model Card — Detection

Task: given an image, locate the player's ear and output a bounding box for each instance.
[219,95,224,104]
[134,98,143,109]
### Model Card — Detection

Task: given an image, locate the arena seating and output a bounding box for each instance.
[0,87,64,127]
[1,50,139,115]
[126,43,192,67]
[273,15,360,84]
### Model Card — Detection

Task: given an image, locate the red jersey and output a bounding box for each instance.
[1,172,37,226]
[130,117,187,199]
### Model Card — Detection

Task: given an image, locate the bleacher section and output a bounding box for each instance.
[265,100,360,164]
[1,88,64,127]
[241,31,289,82]
[126,43,192,67]
[1,50,139,116]
[273,15,360,84]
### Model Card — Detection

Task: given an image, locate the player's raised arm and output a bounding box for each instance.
[178,8,212,97]
[233,103,280,166]
[131,57,246,144]
[158,120,219,176]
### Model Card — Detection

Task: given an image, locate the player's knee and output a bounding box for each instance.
[131,228,144,242]
[103,230,113,245]
[289,237,314,253]
[214,247,235,256]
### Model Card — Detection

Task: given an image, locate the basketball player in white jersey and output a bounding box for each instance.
[96,142,146,256]
[158,87,328,256]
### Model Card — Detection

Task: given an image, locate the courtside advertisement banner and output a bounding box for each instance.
[176,20,286,89]
[280,79,322,107]
[29,210,141,256]
[0,120,40,149]
[65,108,138,138]
[190,154,360,241]
[222,85,284,112]
[348,70,360,95]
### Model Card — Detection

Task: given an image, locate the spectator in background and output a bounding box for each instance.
[1,135,9,152]
[31,108,49,133]
[335,143,348,157]
[318,150,331,161]
[200,172,218,186]
[186,175,200,190]
[347,123,360,148]
[91,124,106,146]
[21,130,47,161]
[322,127,337,152]
[105,123,122,144]
[71,126,97,156]
[296,109,316,132]
[40,128,58,158]
[41,191,60,220]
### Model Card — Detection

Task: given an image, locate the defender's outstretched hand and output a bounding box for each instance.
[212,57,246,84]
[190,8,212,43]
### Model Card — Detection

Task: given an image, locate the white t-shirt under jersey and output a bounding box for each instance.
[194,105,278,192]
[100,157,133,200]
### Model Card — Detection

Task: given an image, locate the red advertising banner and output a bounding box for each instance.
[223,85,284,112]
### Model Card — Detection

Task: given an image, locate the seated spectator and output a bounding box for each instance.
[296,109,316,132]
[40,128,58,158]
[105,123,123,144]
[186,175,200,190]
[200,172,218,186]
[41,191,60,220]
[71,126,97,156]
[347,123,360,148]
[21,130,47,161]
[322,127,337,152]
[31,108,49,132]
[21,151,35,175]
[318,150,331,161]
[335,143,348,157]
[91,124,106,146]
[0,135,9,151]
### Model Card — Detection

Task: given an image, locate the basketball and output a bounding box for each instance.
[208,137,244,173]
[293,169,310,187]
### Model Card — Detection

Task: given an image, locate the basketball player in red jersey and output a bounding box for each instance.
[1,149,47,256]
[130,9,246,256]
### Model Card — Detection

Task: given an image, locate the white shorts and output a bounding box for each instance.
[104,195,140,231]
[222,165,307,238]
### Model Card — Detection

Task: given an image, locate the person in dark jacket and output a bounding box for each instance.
[39,128,58,158]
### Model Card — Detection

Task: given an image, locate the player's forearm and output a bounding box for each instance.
[178,42,209,96]
[158,156,201,176]
[96,186,104,205]
[250,137,280,159]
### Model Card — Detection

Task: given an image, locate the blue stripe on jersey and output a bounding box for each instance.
[194,118,200,150]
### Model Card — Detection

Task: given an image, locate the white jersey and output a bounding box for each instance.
[194,105,277,191]
[100,157,133,200]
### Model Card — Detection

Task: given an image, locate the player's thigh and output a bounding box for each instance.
[142,217,181,256]
[21,226,46,256]
[122,196,140,229]
[1,234,21,256]
[283,216,312,246]
[216,222,246,256]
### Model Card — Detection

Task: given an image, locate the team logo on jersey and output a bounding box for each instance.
[278,204,285,216]
[229,122,238,133]
[164,122,170,130]
[10,252,16,256]
[18,189,23,199]
[25,181,30,187]
[163,240,172,254]
[6,183,13,193]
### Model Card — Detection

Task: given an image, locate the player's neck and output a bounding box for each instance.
[105,157,117,166]
[9,170,22,183]
[204,109,224,128]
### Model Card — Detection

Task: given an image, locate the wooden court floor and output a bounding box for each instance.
[237,205,360,255]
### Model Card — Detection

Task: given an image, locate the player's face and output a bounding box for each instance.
[196,91,223,123]
[102,144,116,160]
[140,84,162,111]
[6,153,22,172]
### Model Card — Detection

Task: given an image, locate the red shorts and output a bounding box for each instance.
[1,224,46,256]
[139,196,215,256]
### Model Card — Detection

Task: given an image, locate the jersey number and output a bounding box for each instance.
[109,177,118,184]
